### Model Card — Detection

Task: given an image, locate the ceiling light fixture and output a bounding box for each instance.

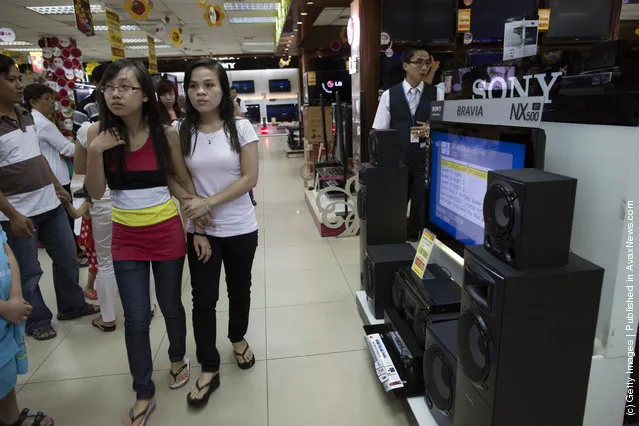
[0,41,33,46]
[229,17,277,24]
[27,5,104,15]
[297,21,303,24]
[123,38,162,44]
[3,48,42,52]
[223,2,279,11]
[93,25,141,31]
[293,28,299,31]
[126,44,171,50]
[301,12,308,16]
[242,42,274,46]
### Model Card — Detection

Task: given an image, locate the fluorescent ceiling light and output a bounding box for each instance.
[229,17,277,24]
[241,42,274,46]
[27,5,104,15]
[124,38,162,44]
[126,45,171,50]
[93,25,141,31]
[223,2,279,11]
[2,48,42,52]
[301,12,308,15]
[0,41,33,46]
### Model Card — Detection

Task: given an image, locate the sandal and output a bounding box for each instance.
[27,325,57,341]
[169,357,190,389]
[127,400,155,426]
[234,341,256,370]
[91,317,116,332]
[186,373,220,408]
[11,408,54,425]
[56,303,100,321]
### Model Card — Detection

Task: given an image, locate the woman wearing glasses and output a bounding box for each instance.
[84,59,197,426]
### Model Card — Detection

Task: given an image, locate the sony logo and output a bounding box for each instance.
[432,105,442,112]
[457,105,483,117]
[220,62,236,69]
[473,71,562,104]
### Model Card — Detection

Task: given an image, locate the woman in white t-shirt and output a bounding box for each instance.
[177,59,259,408]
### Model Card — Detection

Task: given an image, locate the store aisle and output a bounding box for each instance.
[14,134,412,426]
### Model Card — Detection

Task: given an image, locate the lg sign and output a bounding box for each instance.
[321,80,343,94]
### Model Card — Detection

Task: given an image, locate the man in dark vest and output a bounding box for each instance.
[373,47,437,241]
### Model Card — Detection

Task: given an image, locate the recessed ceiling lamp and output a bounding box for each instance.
[307,1,315,4]
[242,42,275,46]
[223,2,279,11]
[27,5,104,15]
[297,21,303,25]
[229,17,277,24]
[123,38,162,44]
[0,41,33,46]
[126,45,171,50]
[93,25,141,31]
[293,28,299,31]
[3,48,41,52]
[301,12,308,16]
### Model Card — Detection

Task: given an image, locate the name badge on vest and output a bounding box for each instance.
[410,131,420,144]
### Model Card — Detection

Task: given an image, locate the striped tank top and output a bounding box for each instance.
[106,138,186,262]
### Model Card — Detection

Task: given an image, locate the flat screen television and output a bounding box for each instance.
[544,0,614,43]
[382,0,456,44]
[304,70,352,105]
[266,103,298,122]
[268,79,291,93]
[73,82,95,104]
[233,80,255,94]
[469,0,539,43]
[245,104,261,123]
[426,122,546,256]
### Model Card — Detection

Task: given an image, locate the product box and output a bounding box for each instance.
[302,105,333,144]
[304,138,333,164]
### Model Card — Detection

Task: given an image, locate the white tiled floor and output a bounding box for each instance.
[15,135,413,425]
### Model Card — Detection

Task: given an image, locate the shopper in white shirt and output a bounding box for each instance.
[23,84,85,257]
[230,86,248,118]
[177,59,259,408]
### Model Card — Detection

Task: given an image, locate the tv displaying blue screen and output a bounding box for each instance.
[428,132,526,247]
[269,79,291,92]
[266,103,298,122]
[233,80,255,94]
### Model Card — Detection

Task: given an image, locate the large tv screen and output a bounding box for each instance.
[469,0,539,43]
[426,122,546,256]
[266,103,298,122]
[382,0,456,44]
[545,0,614,42]
[233,80,255,94]
[269,79,291,93]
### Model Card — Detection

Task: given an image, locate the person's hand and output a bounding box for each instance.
[56,187,71,204]
[91,129,126,153]
[10,213,36,238]
[412,121,430,139]
[193,235,212,263]
[4,297,32,324]
[183,196,210,220]
[193,216,212,229]
[431,59,440,74]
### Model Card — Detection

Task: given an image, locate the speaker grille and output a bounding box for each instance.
[424,346,455,415]
[457,311,491,387]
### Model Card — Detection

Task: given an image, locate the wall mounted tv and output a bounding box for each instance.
[544,0,615,43]
[381,0,456,44]
[266,103,298,122]
[232,80,255,94]
[469,0,539,43]
[426,121,546,256]
[268,79,291,92]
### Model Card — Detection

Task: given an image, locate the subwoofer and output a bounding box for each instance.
[423,320,458,426]
[483,168,577,270]
[368,128,401,167]
[454,245,604,426]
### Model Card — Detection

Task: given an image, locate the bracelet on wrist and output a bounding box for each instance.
[194,231,207,237]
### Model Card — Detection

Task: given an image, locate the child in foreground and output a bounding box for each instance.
[0,225,54,425]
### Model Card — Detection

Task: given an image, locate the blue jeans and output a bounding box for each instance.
[114,258,186,400]
[1,205,85,333]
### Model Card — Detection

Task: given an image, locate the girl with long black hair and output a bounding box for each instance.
[84,59,197,426]
[177,59,259,408]
[156,79,183,126]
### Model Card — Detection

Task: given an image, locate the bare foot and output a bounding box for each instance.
[188,371,219,400]
[169,359,189,388]
[122,399,154,426]
[232,339,254,364]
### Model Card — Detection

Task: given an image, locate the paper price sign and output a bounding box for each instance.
[412,229,436,279]
[457,9,471,33]
[538,9,551,32]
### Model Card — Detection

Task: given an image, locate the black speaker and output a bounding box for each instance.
[364,243,415,319]
[454,245,603,426]
[423,320,459,426]
[368,129,401,167]
[483,168,577,270]
[358,162,408,289]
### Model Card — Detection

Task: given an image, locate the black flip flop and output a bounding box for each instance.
[28,325,57,341]
[57,303,100,321]
[11,408,54,425]
[128,400,156,426]
[234,341,256,370]
[186,374,220,408]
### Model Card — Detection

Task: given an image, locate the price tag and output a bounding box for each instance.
[538,9,551,32]
[411,228,436,279]
[457,9,471,33]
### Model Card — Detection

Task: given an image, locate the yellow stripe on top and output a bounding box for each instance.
[112,198,179,228]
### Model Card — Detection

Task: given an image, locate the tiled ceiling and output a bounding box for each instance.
[0,0,285,61]
[312,7,349,26]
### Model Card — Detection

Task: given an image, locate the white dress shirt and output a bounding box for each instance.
[372,80,425,130]
[32,109,75,185]
[238,98,248,114]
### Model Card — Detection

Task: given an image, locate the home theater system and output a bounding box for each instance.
[358,100,606,426]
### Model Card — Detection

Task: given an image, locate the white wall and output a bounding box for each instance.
[168,68,301,122]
